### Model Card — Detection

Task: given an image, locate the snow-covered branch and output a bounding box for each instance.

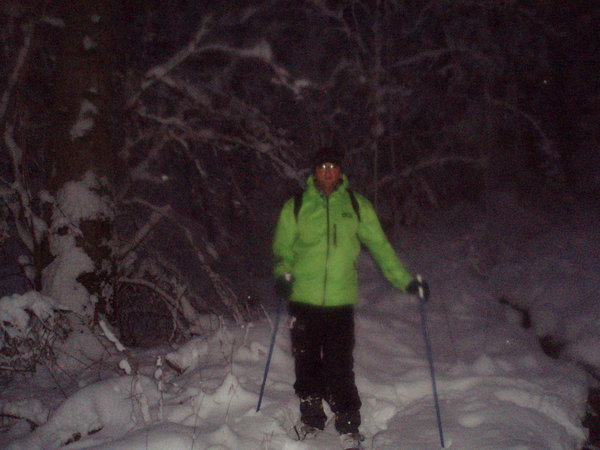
[139,16,213,92]
[134,14,298,104]
[392,45,493,69]
[0,292,66,378]
[133,102,303,184]
[99,319,126,353]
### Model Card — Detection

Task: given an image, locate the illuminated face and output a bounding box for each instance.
[315,162,342,194]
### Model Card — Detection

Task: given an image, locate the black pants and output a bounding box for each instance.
[288,302,361,433]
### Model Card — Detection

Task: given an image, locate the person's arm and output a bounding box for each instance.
[272,198,297,279]
[356,195,413,291]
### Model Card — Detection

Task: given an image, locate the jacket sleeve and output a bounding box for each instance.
[272,198,297,279]
[356,195,413,291]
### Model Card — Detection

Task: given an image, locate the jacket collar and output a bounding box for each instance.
[306,174,349,198]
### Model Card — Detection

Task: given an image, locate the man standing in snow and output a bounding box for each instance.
[272,146,428,447]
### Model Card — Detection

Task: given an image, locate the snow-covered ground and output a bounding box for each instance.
[1,195,598,449]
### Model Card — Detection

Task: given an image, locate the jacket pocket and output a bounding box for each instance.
[333,224,337,247]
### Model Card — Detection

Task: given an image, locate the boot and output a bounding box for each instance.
[334,410,361,434]
[339,431,364,449]
[300,396,326,430]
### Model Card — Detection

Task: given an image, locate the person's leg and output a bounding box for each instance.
[322,306,361,434]
[289,302,327,429]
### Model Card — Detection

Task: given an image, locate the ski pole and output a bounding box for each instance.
[256,281,287,412]
[417,274,445,448]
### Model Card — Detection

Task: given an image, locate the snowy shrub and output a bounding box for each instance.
[0,292,68,383]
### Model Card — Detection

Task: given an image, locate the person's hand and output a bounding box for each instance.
[406,278,430,301]
[275,273,294,298]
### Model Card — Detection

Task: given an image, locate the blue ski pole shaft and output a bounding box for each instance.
[417,275,445,448]
[256,292,285,412]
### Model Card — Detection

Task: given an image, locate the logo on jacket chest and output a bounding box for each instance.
[341,212,354,219]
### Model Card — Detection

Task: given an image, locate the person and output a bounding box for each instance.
[272,146,429,447]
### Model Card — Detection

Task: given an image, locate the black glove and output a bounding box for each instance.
[406,278,430,301]
[275,274,294,298]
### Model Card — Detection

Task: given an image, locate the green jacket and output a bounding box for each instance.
[273,175,413,306]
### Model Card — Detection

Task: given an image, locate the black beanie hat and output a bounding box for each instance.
[312,146,343,169]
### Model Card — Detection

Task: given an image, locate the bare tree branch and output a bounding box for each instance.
[486,93,557,159]
[121,198,246,323]
[3,125,46,253]
[378,155,488,187]
[116,211,163,259]
[0,22,34,122]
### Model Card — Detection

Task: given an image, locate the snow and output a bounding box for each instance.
[83,36,97,51]
[0,291,58,335]
[42,242,94,315]
[5,376,160,450]
[0,398,49,427]
[98,320,126,353]
[40,16,65,28]
[240,41,273,62]
[164,337,209,373]
[70,100,98,140]
[53,172,113,223]
[1,196,597,449]
[42,173,114,316]
[486,197,600,373]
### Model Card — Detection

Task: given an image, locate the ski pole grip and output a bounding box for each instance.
[417,274,424,299]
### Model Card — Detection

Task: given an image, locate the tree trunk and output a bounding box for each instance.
[43,0,118,324]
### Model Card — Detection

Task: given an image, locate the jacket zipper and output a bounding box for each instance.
[322,196,330,305]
